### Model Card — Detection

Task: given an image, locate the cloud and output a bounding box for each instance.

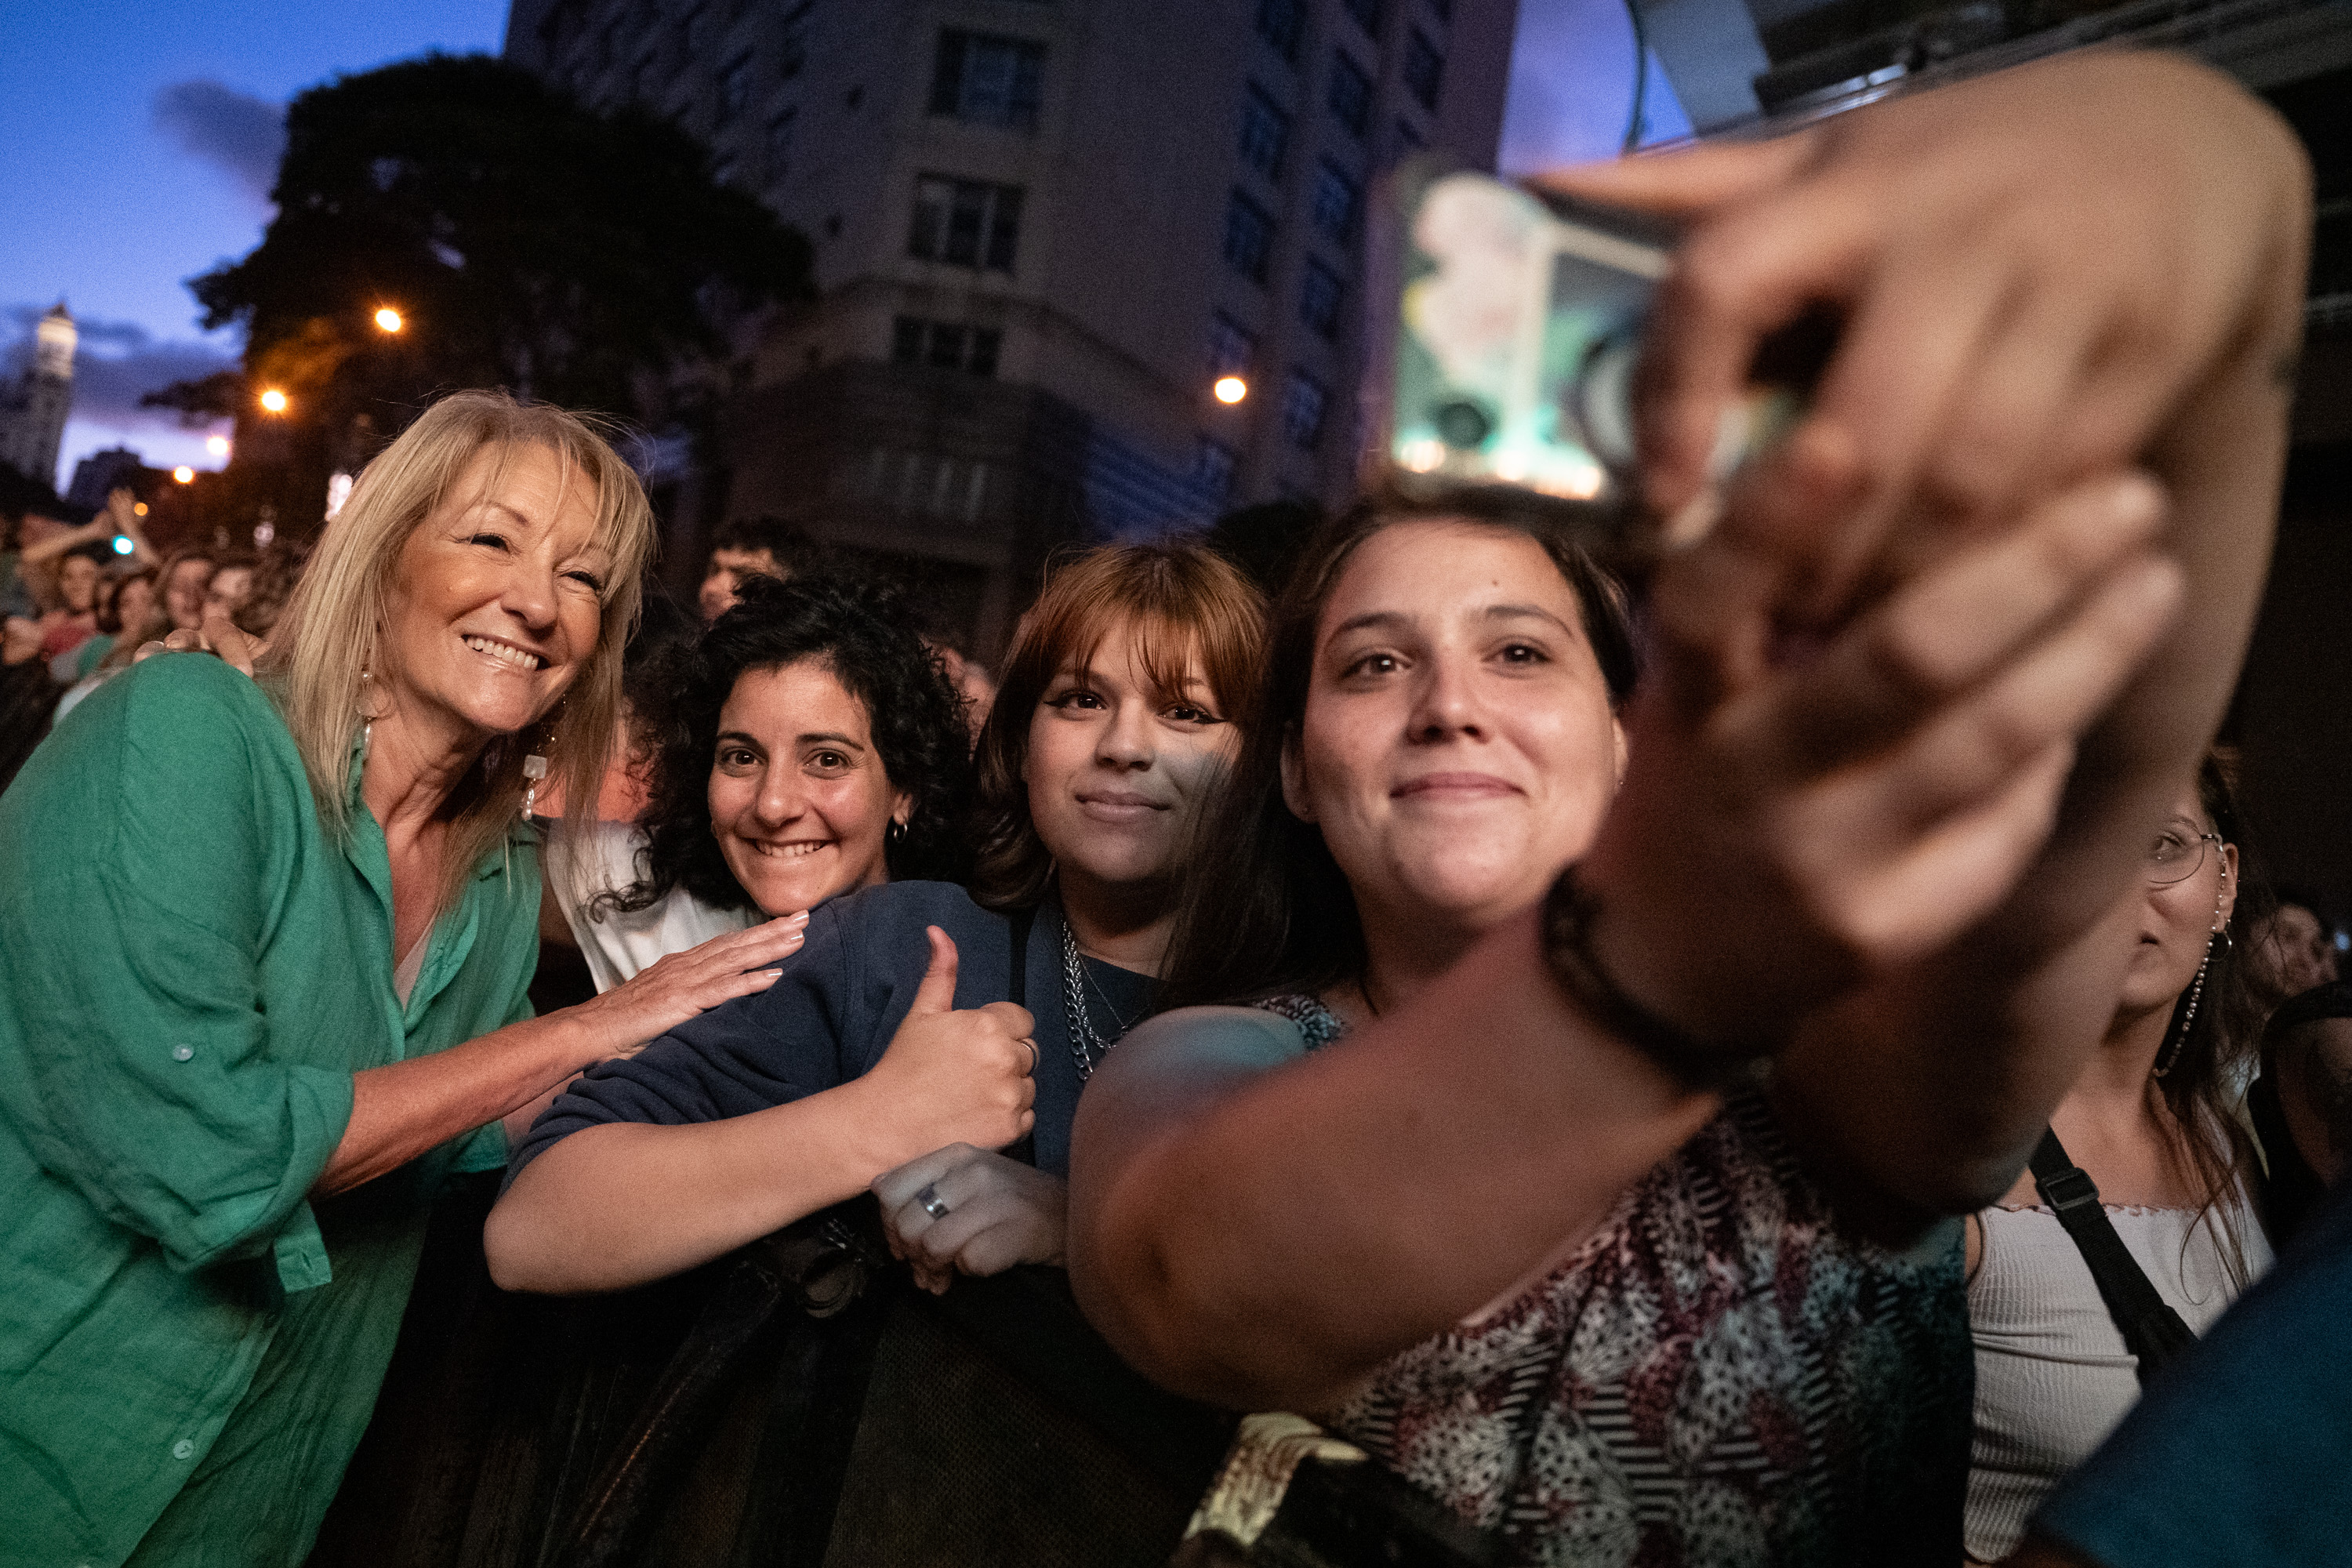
[152,80,286,201]
[2,306,236,434]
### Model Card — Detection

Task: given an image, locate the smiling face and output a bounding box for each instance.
[709,658,910,916]
[375,443,610,753]
[1287,520,1624,942]
[2119,789,2238,1019]
[58,554,100,615]
[1022,618,1241,910]
[164,558,213,630]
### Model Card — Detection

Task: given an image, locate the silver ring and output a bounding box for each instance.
[1019,1037,1038,1074]
[917,1183,950,1220]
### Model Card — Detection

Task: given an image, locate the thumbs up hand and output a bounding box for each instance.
[860,927,1038,1160]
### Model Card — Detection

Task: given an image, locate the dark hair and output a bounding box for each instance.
[96,566,157,635]
[710,515,823,575]
[601,571,975,914]
[2155,747,2274,1287]
[1160,486,1639,1011]
[966,539,1269,910]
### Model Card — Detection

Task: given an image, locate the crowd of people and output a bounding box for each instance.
[3,47,2350,1568]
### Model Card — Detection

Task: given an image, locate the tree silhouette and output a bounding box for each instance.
[161,52,813,527]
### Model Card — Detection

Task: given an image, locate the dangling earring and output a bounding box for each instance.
[521,753,548,819]
[360,666,373,753]
[2157,885,2228,1080]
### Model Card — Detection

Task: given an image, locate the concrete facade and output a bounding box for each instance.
[504,0,1515,652]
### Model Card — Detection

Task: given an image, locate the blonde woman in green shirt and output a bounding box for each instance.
[0,391,808,1568]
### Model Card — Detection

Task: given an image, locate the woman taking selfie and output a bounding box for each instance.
[0,392,802,1567]
[1070,52,2305,1566]
[486,540,1265,1297]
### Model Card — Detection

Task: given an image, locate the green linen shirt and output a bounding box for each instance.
[0,655,539,1568]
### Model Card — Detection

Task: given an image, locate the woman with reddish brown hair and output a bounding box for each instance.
[486,539,1266,1296]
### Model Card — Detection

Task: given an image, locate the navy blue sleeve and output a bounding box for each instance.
[505,882,1012,1181]
[2031,1177,2352,1567]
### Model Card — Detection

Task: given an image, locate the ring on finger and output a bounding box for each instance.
[916,1182,950,1220]
[1018,1036,1038,1074]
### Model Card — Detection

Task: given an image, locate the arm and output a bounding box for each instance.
[18,517,111,569]
[319,913,808,1194]
[1547,51,2309,1218]
[105,489,161,568]
[485,926,1036,1293]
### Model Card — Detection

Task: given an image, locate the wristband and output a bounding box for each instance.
[1540,869,1754,1094]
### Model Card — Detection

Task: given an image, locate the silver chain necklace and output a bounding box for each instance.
[1060,919,1138,1080]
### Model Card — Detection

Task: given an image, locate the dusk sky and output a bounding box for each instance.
[0,0,1682,495]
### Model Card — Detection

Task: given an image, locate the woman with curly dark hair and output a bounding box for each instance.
[543,571,974,991]
[488,540,1265,1298]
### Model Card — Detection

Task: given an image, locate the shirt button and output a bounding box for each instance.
[172,1045,194,1062]
[171,1439,195,1460]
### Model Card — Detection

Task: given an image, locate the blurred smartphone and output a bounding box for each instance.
[1380,162,1813,537]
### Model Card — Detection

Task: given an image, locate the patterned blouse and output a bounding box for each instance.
[1252,994,1972,1567]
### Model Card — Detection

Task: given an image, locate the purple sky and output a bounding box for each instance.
[0,0,1677,495]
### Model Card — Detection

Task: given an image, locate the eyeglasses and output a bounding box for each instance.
[2147,829,2223,887]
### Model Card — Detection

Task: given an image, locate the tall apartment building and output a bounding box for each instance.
[504,0,1515,652]
[0,303,76,492]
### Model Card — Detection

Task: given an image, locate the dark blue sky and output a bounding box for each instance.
[0,0,1678,492]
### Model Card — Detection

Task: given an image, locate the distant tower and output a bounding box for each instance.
[0,301,77,492]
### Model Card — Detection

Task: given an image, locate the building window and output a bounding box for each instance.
[891,316,1002,376]
[909,176,1025,271]
[929,30,1047,131]
[1403,28,1444,111]
[717,51,755,123]
[1256,0,1305,63]
[1238,84,1291,180]
[1299,258,1344,339]
[1282,371,1328,451]
[1221,190,1276,285]
[1327,52,1372,138]
[1206,311,1258,377]
[1193,437,1238,500]
[1311,161,1361,245]
[1342,0,1385,38]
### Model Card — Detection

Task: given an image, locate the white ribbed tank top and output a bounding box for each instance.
[1964,1190,2271,1560]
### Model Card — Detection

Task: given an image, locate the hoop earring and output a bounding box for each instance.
[885,818,908,848]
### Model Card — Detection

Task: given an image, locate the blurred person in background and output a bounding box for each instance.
[158,546,217,633]
[50,568,158,720]
[2259,885,2342,1001]
[37,543,107,664]
[0,391,805,1568]
[698,515,820,622]
[205,546,259,623]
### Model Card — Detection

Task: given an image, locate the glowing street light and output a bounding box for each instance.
[112,535,135,555]
[172,466,196,484]
[374,307,405,333]
[259,388,289,414]
[206,435,230,458]
[1213,376,1248,405]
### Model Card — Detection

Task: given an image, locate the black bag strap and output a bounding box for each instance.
[2028,1127,2200,1385]
[1007,905,1033,1007]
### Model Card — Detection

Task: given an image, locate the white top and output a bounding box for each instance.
[542,819,752,994]
[1965,1188,2273,1560]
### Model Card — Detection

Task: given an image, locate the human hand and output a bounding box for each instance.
[873,1142,1067,1293]
[568,913,809,1063]
[1538,51,2309,614]
[858,927,1037,1163]
[135,605,263,675]
[2,616,38,667]
[1580,459,2181,1047]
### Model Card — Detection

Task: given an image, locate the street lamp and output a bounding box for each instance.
[374,307,405,333]
[259,388,289,414]
[1213,376,1248,405]
[172,466,195,484]
[206,435,230,458]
